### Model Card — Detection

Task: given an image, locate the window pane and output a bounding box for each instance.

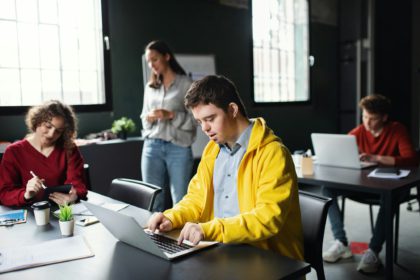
[0,0,16,20]
[0,0,106,108]
[41,70,61,100]
[252,0,309,103]
[62,70,81,104]
[18,23,40,68]
[80,70,100,104]
[0,21,19,67]
[39,0,58,24]
[39,24,60,69]
[0,69,20,105]
[21,69,42,105]
[16,0,38,23]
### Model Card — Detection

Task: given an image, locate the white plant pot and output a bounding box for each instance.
[59,219,75,236]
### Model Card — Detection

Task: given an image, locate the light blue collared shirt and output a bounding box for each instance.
[213,121,254,218]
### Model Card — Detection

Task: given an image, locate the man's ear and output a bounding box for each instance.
[228,102,239,118]
[382,114,389,123]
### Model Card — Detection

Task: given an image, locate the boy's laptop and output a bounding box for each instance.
[311,133,377,169]
[81,201,217,260]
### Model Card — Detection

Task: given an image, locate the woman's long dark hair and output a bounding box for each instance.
[145,40,186,88]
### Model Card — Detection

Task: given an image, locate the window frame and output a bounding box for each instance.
[250,0,311,106]
[0,0,112,115]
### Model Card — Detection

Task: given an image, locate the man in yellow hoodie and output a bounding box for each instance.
[147,75,303,261]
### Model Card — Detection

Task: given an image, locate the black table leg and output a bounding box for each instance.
[384,191,394,280]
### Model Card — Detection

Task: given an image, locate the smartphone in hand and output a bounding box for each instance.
[43,184,72,201]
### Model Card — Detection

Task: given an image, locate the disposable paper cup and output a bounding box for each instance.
[31,201,50,226]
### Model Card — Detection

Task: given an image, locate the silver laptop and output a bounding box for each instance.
[311,133,377,169]
[82,201,217,260]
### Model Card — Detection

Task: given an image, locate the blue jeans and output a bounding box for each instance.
[141,139,193,212]
[322,187,406,253]
[322,187,350,246]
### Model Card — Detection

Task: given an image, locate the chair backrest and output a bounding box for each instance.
[108,178,161,211]
[299,190,332,280]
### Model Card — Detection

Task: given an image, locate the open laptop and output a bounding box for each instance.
[82,201,217,260]
[311,133,377,169]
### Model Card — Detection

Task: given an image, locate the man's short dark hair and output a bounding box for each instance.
[184,75,248,118]
[359,94,391,115]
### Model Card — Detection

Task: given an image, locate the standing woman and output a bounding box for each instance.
[140,40,196,212]
[0,100,88,206]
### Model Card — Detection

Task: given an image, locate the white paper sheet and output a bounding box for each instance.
[54,202,129,217]
[0,236,94,273]
[368,168,410,179]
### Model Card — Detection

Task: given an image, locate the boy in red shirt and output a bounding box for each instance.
[322,95,418,273]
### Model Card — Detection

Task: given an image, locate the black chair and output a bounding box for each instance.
[83,163,92,191]
[341,185,420,263]
[108,178,161,211]
[299,190,332,280]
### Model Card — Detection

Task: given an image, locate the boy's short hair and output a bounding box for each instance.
[185,75,248,118]
[359,94,391,115]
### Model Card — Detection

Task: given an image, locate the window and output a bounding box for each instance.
[252,0,309,103]
[0,0,110,113]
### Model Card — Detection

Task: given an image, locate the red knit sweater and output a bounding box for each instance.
[349,121,418,167]
[0,139,88,206]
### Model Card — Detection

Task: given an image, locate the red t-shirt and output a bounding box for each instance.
[0,139,88,206]
[349,121,418,167]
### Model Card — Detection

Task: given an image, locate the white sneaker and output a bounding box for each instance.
[357,249,382,273]
[322,240,353,263]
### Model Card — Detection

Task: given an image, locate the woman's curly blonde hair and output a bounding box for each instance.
[25,100,77,152]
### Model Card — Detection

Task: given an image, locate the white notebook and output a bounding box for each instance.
[0,236,94,274]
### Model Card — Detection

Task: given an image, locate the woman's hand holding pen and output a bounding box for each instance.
[24,177,44,200]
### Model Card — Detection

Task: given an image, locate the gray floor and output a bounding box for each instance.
[303,187,420,280]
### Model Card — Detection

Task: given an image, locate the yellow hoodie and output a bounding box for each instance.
[164,117,304,261]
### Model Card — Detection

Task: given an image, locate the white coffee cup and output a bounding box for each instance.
[31,201,51,226]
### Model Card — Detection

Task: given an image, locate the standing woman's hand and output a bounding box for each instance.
[24,177,44,200]
[151,109,175,121]
[146,111,159,123]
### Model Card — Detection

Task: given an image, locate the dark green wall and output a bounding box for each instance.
[0,0,339,152]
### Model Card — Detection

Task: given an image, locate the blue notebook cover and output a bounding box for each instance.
[0,209,27,226]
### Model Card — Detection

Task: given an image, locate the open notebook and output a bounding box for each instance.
[82,201,217,260]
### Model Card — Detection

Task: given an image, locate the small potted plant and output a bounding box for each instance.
[111,117,136,140]
[58,204,74,236]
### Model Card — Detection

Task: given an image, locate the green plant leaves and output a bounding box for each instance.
[111,117,136,134]
[59,204,73,221]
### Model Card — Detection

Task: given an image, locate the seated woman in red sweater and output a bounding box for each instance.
[0,100,87,206]
[322,94,418,274]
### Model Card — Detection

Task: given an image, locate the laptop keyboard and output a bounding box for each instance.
[147,232,193,254]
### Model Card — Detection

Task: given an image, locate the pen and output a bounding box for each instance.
[29,171,47,189]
